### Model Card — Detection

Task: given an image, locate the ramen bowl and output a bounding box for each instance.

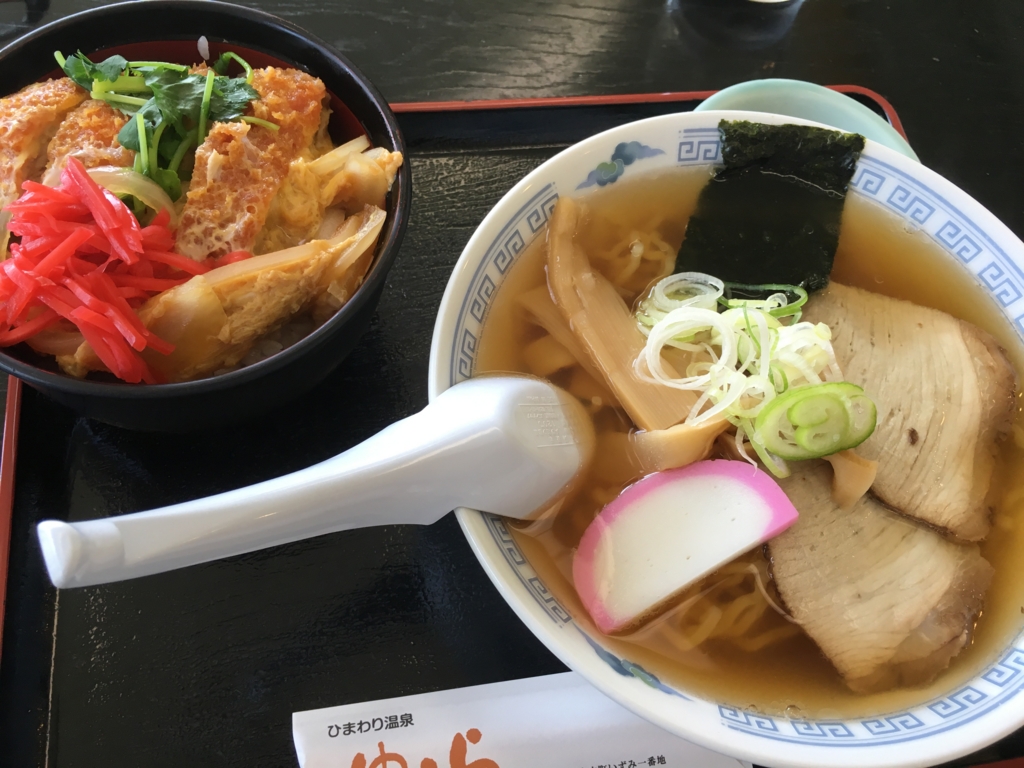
[0,0,410,431]
[428,110,1024,768]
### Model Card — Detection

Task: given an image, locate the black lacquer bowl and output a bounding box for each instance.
[0,0,411,431]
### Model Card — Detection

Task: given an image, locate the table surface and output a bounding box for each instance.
[3,1,1024,767]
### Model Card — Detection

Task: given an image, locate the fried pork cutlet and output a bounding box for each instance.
[0,78,87,230]
[42,99,134,184]
[174,67,327,260]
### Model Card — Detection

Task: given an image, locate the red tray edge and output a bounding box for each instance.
[0,375,22,664]
[388,84,910,142]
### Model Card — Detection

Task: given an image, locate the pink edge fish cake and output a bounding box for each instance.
[572,459,799,635]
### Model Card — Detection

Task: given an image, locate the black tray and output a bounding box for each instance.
[3,88,1014,768]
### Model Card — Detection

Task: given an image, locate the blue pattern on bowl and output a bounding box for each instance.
[578,628,692,701]
[441,115,1024,762]
[576,141,666,190]
[478,488,1024,747]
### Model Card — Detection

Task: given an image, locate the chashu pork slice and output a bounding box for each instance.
[804,283,1015,540]
[174,67,327,261]
[769,462,993,693]
[42,99,134,184]
[0,78,86,243]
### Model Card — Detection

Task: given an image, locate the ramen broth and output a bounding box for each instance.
[475,167,1024,718]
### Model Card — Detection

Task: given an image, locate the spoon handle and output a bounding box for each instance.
[36,377,587,588]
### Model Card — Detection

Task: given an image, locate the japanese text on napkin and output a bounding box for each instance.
[293,671,751,768]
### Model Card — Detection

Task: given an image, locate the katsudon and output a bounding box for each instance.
[0,51,403,383]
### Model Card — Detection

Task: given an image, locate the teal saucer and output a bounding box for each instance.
[695,78,919,162]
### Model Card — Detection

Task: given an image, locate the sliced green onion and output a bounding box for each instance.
[636,272,724,332]
[636,271,866,474]
[790,393,851,454]
[742,307,759,356]
[742,418,790,478]
[845,391,877,445]
[241,115,280,131]
[769,362,789,393]
[753,382,876,461]
[719,281,808,320]
[53,51,67,68]
[637,279,842,425]
[197,70,216,144]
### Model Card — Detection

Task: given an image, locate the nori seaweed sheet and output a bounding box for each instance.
[675,120,865,292]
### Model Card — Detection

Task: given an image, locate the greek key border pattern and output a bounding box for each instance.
[481,513,572,625]
[677,127,722,165]
[719,647,1024,745]
[448,138,1024,746]
[849,156,1024,326]
[448,183,559,386]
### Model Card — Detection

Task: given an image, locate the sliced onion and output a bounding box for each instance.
[308,135,371,177]
[652,272,723,311]
[86,166,179,226]
[636,307,737,392]
[636,294,843,430]
[634,273,856,477]
[315,206,350,241]
[636,271,724,331]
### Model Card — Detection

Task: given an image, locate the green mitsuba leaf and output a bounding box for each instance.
[116,100,162,152]
[208,78,260,122]
[158,134,184,163]
[151,168,182,201]
[60,50,263,205]
[212,53,234,76]
[142,73,257,133]
[146,71,208,129]
[115,121,138,152]
[61,52,127,90]
[95,55,129,83]
[60,54,95,90]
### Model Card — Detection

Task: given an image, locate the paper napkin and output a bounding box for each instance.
[293,671,752,768]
